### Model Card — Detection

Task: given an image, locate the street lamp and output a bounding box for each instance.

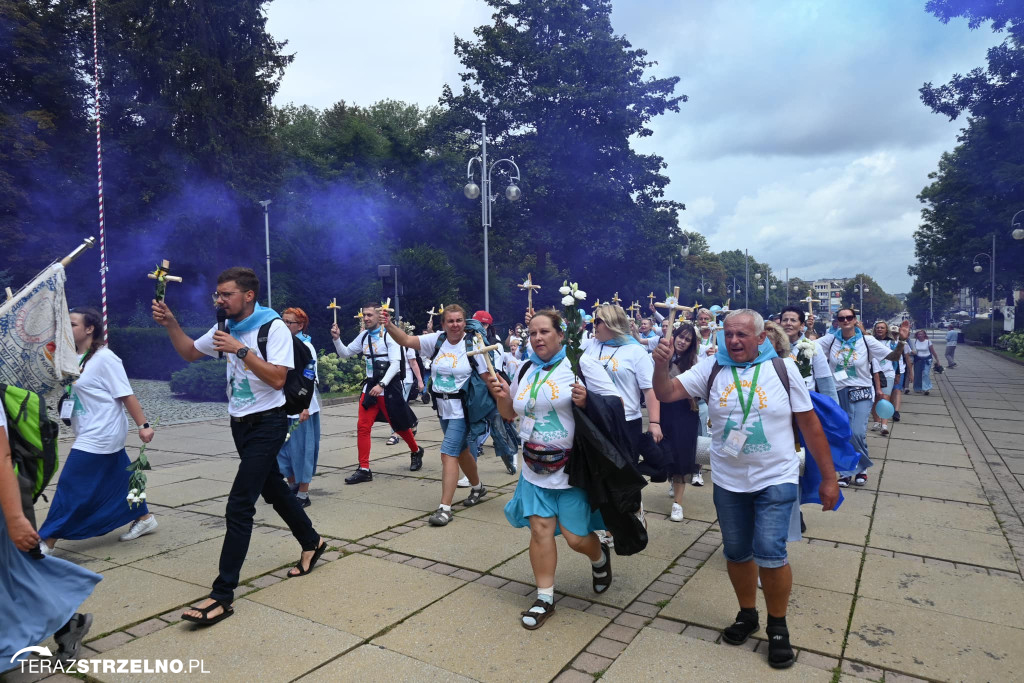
[923,281,935,329]
[258,199,272,309]
[1012,209,1024,241]
[696,274,713,295]
[465,122,522,312]
[668,241,689,291]
[854,276,870,323]
[973,248,995,346]
[754,271,777,311]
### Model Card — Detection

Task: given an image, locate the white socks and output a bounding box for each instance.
[522,586,555,627]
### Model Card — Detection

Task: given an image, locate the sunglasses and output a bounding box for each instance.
[593,318,604,326]
[836,315,856,322]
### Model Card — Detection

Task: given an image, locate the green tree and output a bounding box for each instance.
[437,0,687,318]
[840,274,903,323]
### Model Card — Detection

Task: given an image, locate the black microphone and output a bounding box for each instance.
[216,307,227,359]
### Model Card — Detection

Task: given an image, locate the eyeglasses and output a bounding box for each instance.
[593,318,604,326]
[836,315,856,322]
[282,320,301,327]
[213,291,241,300]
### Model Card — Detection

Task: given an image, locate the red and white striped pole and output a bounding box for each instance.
[91,0,109,341]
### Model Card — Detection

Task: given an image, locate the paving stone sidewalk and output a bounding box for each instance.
[5,343,1024,682]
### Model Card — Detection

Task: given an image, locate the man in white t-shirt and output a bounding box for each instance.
[153,267,323,627]
[652,309,839,671]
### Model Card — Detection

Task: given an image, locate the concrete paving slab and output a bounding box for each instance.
[858,554,1024,628]
[297,644,476,682]
[987,431,1024,451]
[249,553,462,638]
[846,596,1024,681]
[967,408,1024,422]
[962,398,1021,411]
[871,499,1014,570]
[145,438,238,456]
[703,541,861,594]
[90,599,360,683]
[888,425,962,445]
[885,447,973,468]
[639,516,705,561]
[129,532,306,587]
[878,461,986,504]
[454,492,513,525]
[602,626,832,682]
[343,474,449,512]
[147,460,244,485]
[660,565,851,656]
[491,534,672,607]
[380,517,528,572]
[79,566,206,638]
[374,581,609,683]
[640,482,719,523]
[255,498,422,541]
[48,548,118,573]
[146,477,232,508]
[801,505,872,546]
[893,402,949,416]
[56,514,226,564]
[893,412,955,428]
[881,440,969,460]
[975,418,1024,435]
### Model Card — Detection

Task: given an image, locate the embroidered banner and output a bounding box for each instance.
[0,264,80,398]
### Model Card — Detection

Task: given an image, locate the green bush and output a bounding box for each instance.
[169,359,228,401]
[962,320,993,344]
[1000,332,1024,357]
[109,326,211,380]
[317,349,365,394]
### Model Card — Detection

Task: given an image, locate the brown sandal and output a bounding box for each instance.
[520,599,555,630]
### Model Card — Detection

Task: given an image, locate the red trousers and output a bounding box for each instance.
[356,395,417,469]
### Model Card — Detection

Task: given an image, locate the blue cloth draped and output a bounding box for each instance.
[713,329,779,368]
[604,335,642,347]
[226,303,279,337]
[797,391,861,510]
[527,345,567,368]
[297,332,312,344]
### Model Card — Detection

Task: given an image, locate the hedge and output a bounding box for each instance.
[108,327,210,380]
[169,359,228,402]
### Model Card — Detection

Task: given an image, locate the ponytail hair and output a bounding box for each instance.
[70,306,105,368]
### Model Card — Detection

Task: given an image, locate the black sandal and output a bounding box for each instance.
[181,599,234,626]
[592,543,612,593]
[288,540,327,577]
[520,599,555,630]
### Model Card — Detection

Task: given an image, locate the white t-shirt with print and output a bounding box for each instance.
[582,339,653,421]
[418,333,489,420]
[510,355,620,490]
[195,319,294,418]
[816,333,898,389]
[676,357,812,493]
[67,347,134,453]
[503,352,522,381]
[333,328,402,390]
[403,346,417,385]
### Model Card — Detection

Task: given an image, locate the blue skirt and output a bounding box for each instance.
[38,448,148,541]
[0,508,102,666]
[277,413,321,483]
[504,475,604,537]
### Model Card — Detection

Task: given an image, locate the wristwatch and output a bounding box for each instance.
[141,422,151,429]
[236,347,249,360]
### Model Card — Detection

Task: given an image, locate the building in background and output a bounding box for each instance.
[812,278,851,318]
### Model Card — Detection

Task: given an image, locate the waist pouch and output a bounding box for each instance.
[370,359,390,383]
[523,442,571,476]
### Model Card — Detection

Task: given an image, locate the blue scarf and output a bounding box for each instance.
[527,345,567,368]
[837,326,862,349]
[641,330,658,339]
[297,332,312,344]
[604,334,642,347]
[713,329,778,368]
[226,303,279,337]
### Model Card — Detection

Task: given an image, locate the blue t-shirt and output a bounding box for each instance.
[945,329,957,347]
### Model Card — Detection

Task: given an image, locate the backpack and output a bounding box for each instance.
[2,384,60,527]
[706,357,800,450]
[363,328,405,382]
[257,321,316,415]
[427,331,498,421]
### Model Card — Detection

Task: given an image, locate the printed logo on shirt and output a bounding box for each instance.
[722,412,771,454]
[230,376,256,410]
[718,380,768,410]
[532,408,570,442]
[516,378,561,402]
[434,371,458,393]
[598,354,621,373]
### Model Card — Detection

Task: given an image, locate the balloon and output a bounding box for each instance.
[875,399,895,420]
[710,305,722,314]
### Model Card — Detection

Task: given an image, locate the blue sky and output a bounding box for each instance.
[266,0,995,293]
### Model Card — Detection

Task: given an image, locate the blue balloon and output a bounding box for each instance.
[710,305,722,314]
[875,399,895,420]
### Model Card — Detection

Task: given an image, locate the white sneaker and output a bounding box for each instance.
[691,471,704,487]
[597,530,614,549]
[119,516,158,542]
[870,422,881,432]
[635,502,647,530]
[667,483,674,497]
[456,476,471,488]
[670,503,684,522]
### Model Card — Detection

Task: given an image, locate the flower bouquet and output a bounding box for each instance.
[126,442,152,509]
[559,281,587,378]
[795,337,817,378]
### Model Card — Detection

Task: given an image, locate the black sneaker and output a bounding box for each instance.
[299,496,311,508]
[54,613,93,664]
[345,468,373,485]
[838,476,851,488]
[892,410,901,422]
[410,448,424,472]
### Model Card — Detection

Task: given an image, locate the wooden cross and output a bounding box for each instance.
[467,332,501,377]
[647,292,655,309]
[591,299,604,311]
[354,309,364,321]
[655,287,691,328]
[517,273,542,313]
[380,297,393,314]
[800,289,823,317]
[627,301,640,317]
[147,260,183,303]
[326,297,340,326]
[611,292,622,306]
[426,305,438,326]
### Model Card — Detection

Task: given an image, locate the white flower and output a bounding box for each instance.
[559,286,571,296]
[139,493,147,500]
[126,493,133,501]
[130,488,138,495]
[574,290,586,300]
[802,348,815,360]
[561,295,575,306]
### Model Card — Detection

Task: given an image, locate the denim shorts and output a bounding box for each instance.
[713,483,798,568]
[439,418,469,457]
[892,374,905,391]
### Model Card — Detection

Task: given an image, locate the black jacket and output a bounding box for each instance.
[567,390,649,556]
[363,378,417,432]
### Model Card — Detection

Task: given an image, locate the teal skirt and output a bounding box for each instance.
[504,475,604,537]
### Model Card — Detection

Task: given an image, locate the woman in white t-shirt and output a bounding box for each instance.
[384,305,497,527]
[869,322,898,437]
[911,329,940,394]
[492,309,621,630]
[276,308,321,507]
[38,307,157,553]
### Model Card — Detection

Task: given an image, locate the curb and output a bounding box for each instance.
[975,346,1024,367]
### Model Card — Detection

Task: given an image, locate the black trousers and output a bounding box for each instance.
[210,409,320,603]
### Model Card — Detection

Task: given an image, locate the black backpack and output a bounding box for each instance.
[257,320,316,414]
[1,384,59,527]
